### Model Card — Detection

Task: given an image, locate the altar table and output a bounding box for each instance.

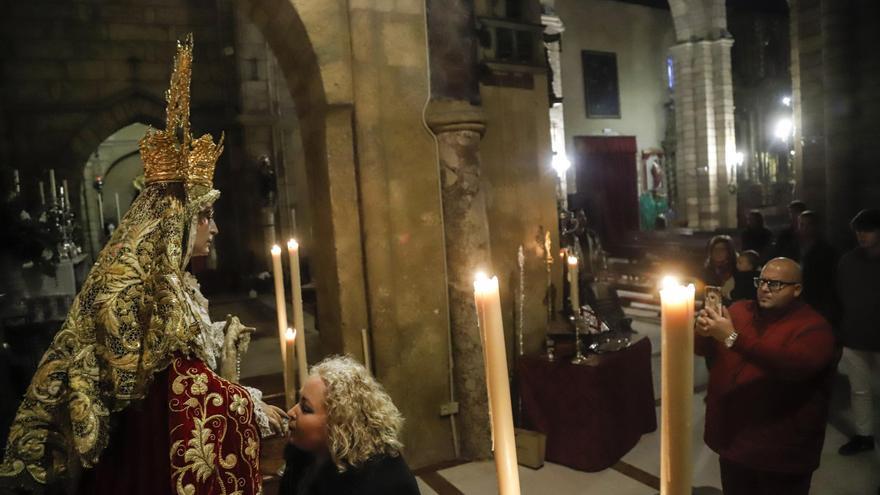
[517,337,657,472]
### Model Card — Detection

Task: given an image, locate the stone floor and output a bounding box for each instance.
[217,297,880,495]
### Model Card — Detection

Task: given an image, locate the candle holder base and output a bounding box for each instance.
[570,352,590,365]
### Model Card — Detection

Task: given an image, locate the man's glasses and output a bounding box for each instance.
[753,277,799,292]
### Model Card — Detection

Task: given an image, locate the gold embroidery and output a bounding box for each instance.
[169,358,258,494]
[230,394,249,416]
[0,184,198,488]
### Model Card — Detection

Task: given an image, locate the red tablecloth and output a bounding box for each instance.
[517,337,657,472]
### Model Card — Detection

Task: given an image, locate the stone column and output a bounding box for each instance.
[426,0,491,460]
[822,0,857,246]
[670,37,738,230]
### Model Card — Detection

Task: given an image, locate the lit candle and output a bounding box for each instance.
[361,328,372,374]
[285,327,298,408]
[659,276,695,495]
[270,245,292,407]
[48,169,57,204]
[115,192,122,220]
[287,239,308,388]
[474,273,521,495]
[568,255,579,314]
[38,181,46,206]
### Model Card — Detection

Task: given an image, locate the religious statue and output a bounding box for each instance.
[0,35,284,495]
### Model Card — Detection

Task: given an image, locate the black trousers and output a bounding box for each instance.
[719,458,813,495]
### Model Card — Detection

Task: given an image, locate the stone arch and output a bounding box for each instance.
[239,0,369,355]
[67,92,165,174]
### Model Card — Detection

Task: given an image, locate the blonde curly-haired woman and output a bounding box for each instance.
[279,355,420,494]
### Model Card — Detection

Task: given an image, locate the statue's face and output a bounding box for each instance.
[192,208,217,257]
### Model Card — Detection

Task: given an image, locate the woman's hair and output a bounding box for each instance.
[705,235,737,269]
[312,355,404,472]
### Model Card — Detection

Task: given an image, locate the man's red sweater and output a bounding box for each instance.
[696,300,837,474]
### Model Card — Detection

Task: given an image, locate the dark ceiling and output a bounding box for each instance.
[609,0,789,15]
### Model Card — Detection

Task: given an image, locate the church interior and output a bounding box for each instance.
[1,0,879,493]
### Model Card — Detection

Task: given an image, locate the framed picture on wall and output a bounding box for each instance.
[581,50,621,118]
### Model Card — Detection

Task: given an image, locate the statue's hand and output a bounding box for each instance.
[223,315,255,354]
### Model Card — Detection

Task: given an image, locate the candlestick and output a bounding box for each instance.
[115,193,122,220]
[287,239,308,389]
[96,194,105,232]
[38,181,46,206]
[474,273,521,495]
[361,328,372,374]
[659,276,695,495]
[517,245,525,356]
[285,327,298,408]
[59,185,66,211]
[270,245,293,408]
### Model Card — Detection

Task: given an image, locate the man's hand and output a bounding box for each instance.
[260,402,289,436]
[695,305,736,344]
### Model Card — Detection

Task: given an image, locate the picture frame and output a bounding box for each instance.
[581,50,621,118]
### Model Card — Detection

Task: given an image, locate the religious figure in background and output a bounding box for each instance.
[0,35,285,495]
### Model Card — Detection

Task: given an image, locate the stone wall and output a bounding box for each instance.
[555,0,676,155]
[791,0,880,246]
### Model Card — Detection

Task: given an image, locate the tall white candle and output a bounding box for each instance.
[270,245,293,407]
[13,169,20,194]
[62,179,69,210]
[48,169,57,204]
[361,328,372,374]
[285,328,298,408]
[474,273,521,495]
[38,181,46,206]
[115,193,122,220]
[659,276,695,495]
[568,255,579,314]
[287,239,308,389]
[96,194,105,231]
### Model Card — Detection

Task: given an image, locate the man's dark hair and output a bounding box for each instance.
[739,250,760,269]
[789,200,807,214]
[851,209,880,232]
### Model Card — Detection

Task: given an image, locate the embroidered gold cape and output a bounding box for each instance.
[0,35,257,494]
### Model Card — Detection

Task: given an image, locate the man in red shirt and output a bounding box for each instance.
[696,257,837,495]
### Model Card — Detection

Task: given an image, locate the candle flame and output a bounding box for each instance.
[567,255,578,266]
[287,239,299,250]
[271,244,281,255]
[473,272,498,293]
[286,327,296,342]
[661,275,681,290]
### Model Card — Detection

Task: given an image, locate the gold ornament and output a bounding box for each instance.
[138,33,222,214]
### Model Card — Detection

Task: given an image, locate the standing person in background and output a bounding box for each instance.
[702,235,738,301]
[836,209,880,456]
[798,211,839,323]
[731,250,761,302]
[775,200,808,261]
[741,210,774,260]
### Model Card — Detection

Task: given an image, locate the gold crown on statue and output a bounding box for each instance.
[139,33,223,204]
